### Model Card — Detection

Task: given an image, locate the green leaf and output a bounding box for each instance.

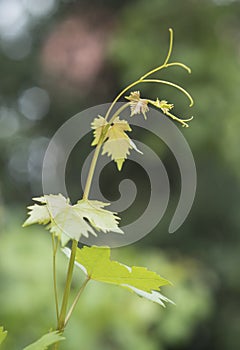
[23,195,123,245]
[0,327,7,345]
[63,246,174,307]
[22,331,65,350]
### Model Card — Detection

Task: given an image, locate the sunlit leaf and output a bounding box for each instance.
[148,98,174,114]
[23,195,123,245]
[22,331,65,350]
[75,199,123,234]
[102,136,131,171]
[125,91,149,119]
[0,327,7,345]
[91,115,108,146]
[63,246,174,307]
[92,116,142,170]
[23,204,50,227]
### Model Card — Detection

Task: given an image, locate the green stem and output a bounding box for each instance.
[58,239,78,332]
[165,62,191,73]
[52,234,59,322]
[140,28,174,80]
[83,143,102,200]
[50,28,194,349]
[142,79,194,106]
[104,74,193,123]
[104,28,193,120]
[140,61,191,80]
[104,81,144,121]
[83,102,131,200]
[53,103,131,345]
[108,102,131,123]
[103,28,174,119]
[164,28,174,65]
[64,277,90,326]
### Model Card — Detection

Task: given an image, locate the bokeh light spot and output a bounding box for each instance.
[18,87,50,121]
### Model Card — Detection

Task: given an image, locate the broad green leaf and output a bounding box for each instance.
[91,116,142,170]
[23,331,65,350]
[23,195,123,245]
[63,246,174,307]
[0,327,7,345]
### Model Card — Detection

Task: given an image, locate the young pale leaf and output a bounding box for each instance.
[63,246,174,307]
[125,91,149,119]
[75,200,123,234]
[23,204,51,226]
[23,194,123,245]
[22,331,65,350]
[92,116,142,170]
[0,327,7,345]
[102,137,131,171]
[91,115,108,145]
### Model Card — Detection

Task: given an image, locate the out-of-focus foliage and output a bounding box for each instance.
[0,326,7,345]
[1,0,240,349]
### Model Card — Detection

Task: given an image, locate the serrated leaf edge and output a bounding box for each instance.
[62,247,174,307]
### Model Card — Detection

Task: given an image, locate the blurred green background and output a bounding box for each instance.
[0,0,240,349]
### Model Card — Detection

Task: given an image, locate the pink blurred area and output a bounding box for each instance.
[40,11,114,93]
